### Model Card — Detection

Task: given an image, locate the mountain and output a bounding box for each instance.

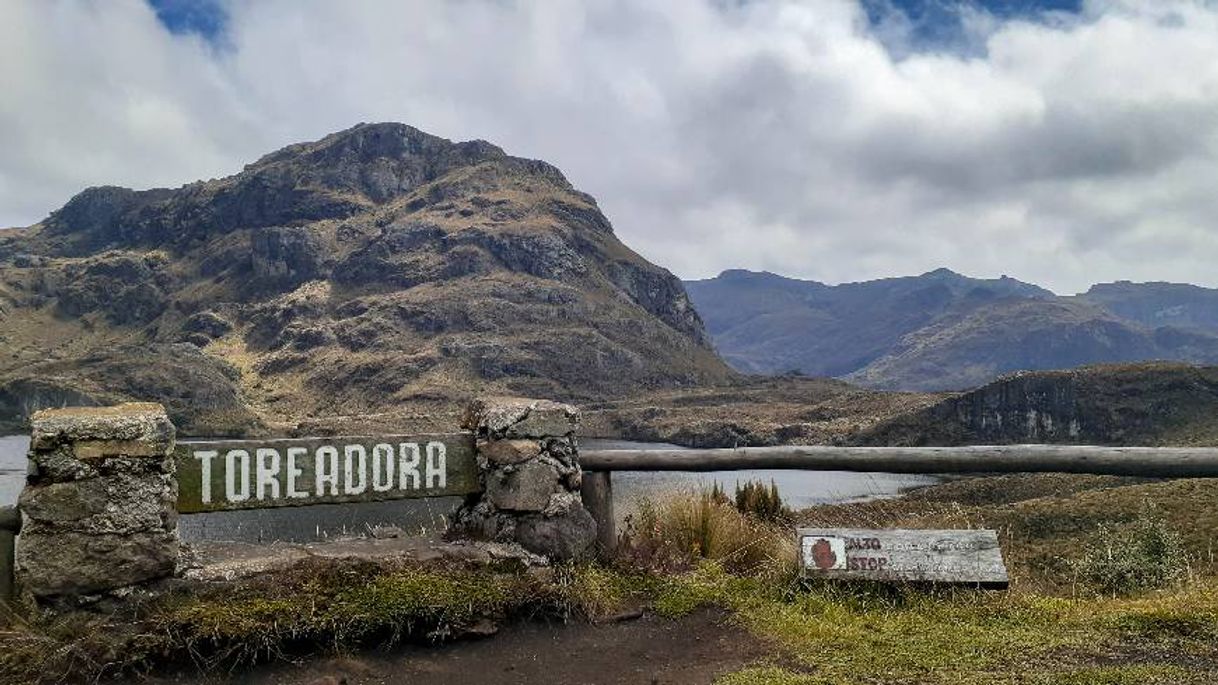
[685,268,1054,378]
[687,269,1218,391]
[0,123,733,434]
[1075,281,1218,335]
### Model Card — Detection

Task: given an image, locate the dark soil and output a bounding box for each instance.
[143,609,770,685]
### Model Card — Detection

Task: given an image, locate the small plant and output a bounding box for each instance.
[1073,502,1190,596]
[734,479,790,522]
[616,489,796,577]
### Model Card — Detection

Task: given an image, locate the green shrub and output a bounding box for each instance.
[1074,502,1190,596]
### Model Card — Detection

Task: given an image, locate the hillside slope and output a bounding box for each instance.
[1075,281,1218,334]
[0,123,734,434]
[857,362,1218,446]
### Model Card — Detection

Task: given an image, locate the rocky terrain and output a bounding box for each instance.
[0,123,733,434]
[687,269,1218,391]
[858,362,1218,447]
[584,362,1218,448]
[583,376,943,447]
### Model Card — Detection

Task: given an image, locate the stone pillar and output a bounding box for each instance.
[451,397,596,560]
[17,403,179,600]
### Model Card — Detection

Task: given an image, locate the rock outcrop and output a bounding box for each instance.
[858,362,1218,446]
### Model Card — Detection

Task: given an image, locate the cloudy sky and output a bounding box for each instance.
[3,0,1217,294]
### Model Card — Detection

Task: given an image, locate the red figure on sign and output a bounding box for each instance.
[810,538,837,570]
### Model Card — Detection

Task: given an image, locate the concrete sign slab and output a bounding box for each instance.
[798,528,1008,586]
[175,434,479,513]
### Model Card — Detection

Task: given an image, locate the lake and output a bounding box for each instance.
[0,436,938,542]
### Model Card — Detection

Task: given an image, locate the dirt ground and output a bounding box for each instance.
[142,609,772,685]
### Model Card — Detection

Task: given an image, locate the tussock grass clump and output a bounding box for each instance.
[617,489,797,577]
[734,479,791,522]
[0,610,147,684]
[160,561,527,660]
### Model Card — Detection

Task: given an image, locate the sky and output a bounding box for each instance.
[2,1,1217,295]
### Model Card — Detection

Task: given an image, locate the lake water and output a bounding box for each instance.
[0,435,26,508]
[0,436,938,542]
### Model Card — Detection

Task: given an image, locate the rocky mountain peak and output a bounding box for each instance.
[0,123,732,433]
[242,122,510,203]
[37,122,585,255]
[920,267,962,279]
[250,122,502,167]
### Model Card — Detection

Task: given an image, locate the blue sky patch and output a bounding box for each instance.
[863,0,1083,56]
[148,0,228,42]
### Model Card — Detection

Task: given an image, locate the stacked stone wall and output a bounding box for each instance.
[17,403,178,598]
[451,397,596,560]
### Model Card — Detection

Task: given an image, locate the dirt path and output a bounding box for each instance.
[145,609,772,685]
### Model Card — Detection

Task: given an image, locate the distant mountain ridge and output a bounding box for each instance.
[686,268,1218,391]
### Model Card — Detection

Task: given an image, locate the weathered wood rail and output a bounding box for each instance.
[579,444,1218,476]
[577,444,1218,555]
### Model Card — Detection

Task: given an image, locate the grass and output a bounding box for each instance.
[698,474,1218,684]
[7,474,1218,683]
[0,559,639,683]
[617,476,1218,684]
[640,559,1218,684]
[616,485,796,576]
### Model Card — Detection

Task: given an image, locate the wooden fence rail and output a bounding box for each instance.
[577,444,1218,557]
[579,444,1218,477]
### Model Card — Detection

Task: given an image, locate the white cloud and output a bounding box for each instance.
[2,0,1218,294]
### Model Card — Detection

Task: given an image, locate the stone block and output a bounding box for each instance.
[30,403,174,455]
[71,439,168,459]
[543,436,578,464]
[19,471,176,535]
[510,403,579,439]
[16,529,179,597]
[463,397,579,438]
[486,461,560,511]
[479,438,543,465]
[28,447,98,483]
[515,505,597,561]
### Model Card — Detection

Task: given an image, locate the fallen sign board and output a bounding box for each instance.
[798,528,1009,586]
[175,434,480,514]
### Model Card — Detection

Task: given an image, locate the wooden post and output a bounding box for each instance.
[581,471,615,558]
[0,505,19,608]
